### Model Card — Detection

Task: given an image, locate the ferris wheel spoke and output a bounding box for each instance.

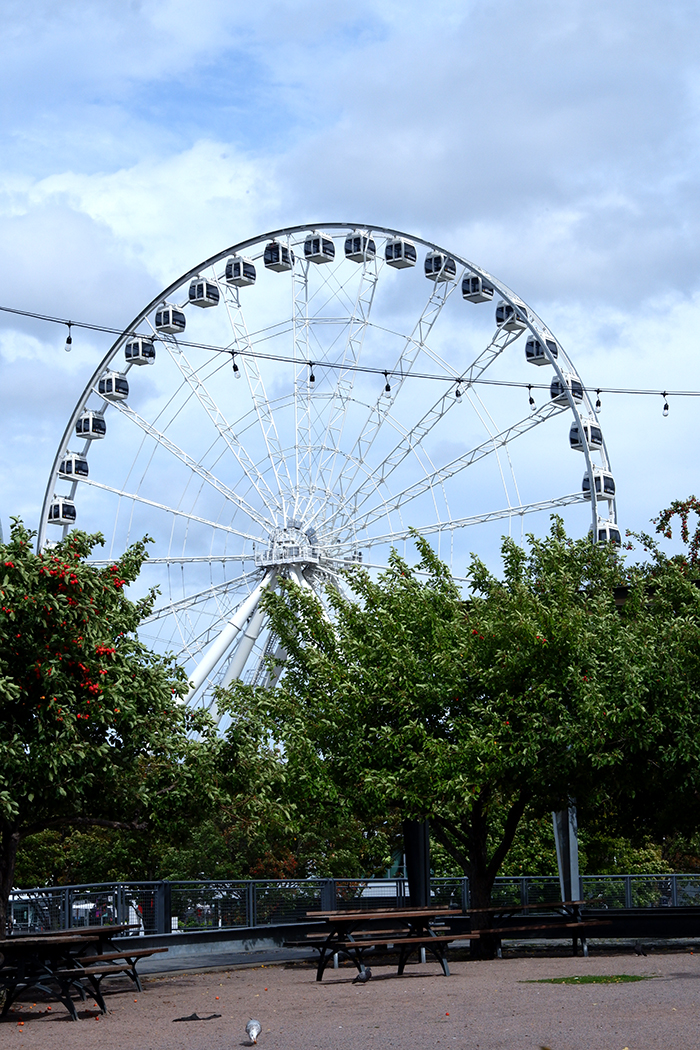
[308,255,381,508]
[334,493,588,553]
[100,395,271,532]
[335,274,463,505]
[143,569,262,624]
[330,400,568,539]
[292,258,311,516]
[318,326,517,534]
[76,476,264,543]
[156,333,282,521]
[220,286,295,511]
[88,553,255,566]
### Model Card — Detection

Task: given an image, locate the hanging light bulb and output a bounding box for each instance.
[309,363,315,384]
[528,384,536,410]
[663,392,669,417]
[384,371,391,396]
[595,389,602,412]
[232,352,241,379]
[64,322,73,353]
[455,384,462,402]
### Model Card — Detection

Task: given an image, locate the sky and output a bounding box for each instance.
[2,0,700,570]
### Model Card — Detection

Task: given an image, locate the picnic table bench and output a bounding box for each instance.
[0,924,168,1020]
[287,902,609,980]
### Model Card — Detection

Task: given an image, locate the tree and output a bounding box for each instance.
[235,520,700,955]
[0,521,222,932]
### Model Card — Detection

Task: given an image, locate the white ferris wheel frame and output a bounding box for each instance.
[39,223,616,713]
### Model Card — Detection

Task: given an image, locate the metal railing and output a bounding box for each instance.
[9,873,700,936]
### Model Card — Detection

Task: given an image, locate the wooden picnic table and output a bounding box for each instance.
[293,907,476,980]
[0,925,167,1020]
[290,901,608,979]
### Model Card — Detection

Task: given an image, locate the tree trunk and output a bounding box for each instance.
[432,790,531,960]
[0,821,21,935]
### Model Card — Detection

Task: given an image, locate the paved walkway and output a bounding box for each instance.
[4,947,700,1049]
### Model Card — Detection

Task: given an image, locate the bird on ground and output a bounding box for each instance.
[246,1019,262,1044]
[633,941,648,957]
[352,967,372,984]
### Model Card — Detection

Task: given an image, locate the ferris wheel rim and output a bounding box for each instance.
[40,222,617,709]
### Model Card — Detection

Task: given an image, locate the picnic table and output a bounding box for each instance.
[288,907,477,980]
[288,901,609,980]
[0,924,167,1020]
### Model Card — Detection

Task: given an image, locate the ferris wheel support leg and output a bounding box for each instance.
[185,571,275,702]
[220,588,273,688]
[264,642,288,689]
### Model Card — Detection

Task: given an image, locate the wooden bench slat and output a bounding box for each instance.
[52,965,130,979]
[77,947,168,964]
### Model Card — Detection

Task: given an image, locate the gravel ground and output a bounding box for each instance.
[3,949,700,1049]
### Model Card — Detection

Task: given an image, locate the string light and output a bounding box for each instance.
[0,303,696,405]
[231,352,241,379]
[309,363,315,384]
[663,392,669,417]
[384,371,391,396]
[64,322,72,353]
[528,384,536,411]
[455,384,462,402]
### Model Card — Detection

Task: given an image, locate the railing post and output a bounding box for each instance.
[246,882,257,927]
[625,876,632,909]
[64,888,71,930]
[521,877,529,907]
[672,874,678,907]
[154,881,171,934]
[320,879,336,912]
[461,877,470,911]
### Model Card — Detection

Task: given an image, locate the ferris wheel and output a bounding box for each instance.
[39,223,618,716]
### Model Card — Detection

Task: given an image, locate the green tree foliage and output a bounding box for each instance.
[0,521,222,930]
[231,520,700,954]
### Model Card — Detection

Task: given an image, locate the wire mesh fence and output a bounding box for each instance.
[9,873,700,935]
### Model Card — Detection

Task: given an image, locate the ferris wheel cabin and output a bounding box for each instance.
[304,231,335,263]
[155,304,186,334]
[550,373,584,403]
[48,496,76,526]
[385,237,417,268]
[582,467,616,501]
[76,411,106,439]
[525,336,559,366]
[98,372,129,401]
[263,241,294,272]
[424,251,457,282]
[462,275,494,303]
[591,521,622,546]
[226,256,256,287]
[569,418,603,452]
[125,337,155,365]
[344,231,377,262]
[58,453,89,478]
[495,300,527,332]
[188,278,220,308]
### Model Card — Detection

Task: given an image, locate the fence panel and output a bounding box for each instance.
[11,874,700,936]
[169,881,249,931]
[334,879,408,911]
[252,881,324,925]
[580,876,627,908]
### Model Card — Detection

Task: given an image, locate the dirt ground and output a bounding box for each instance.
[3,949,700,1050]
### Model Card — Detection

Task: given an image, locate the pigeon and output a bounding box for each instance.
[246,1018,262,1044]
[352,967,372,984]
[633,941,648,957]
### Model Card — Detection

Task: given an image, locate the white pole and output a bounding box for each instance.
[185,572,274,701]
[220,582,273,687]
